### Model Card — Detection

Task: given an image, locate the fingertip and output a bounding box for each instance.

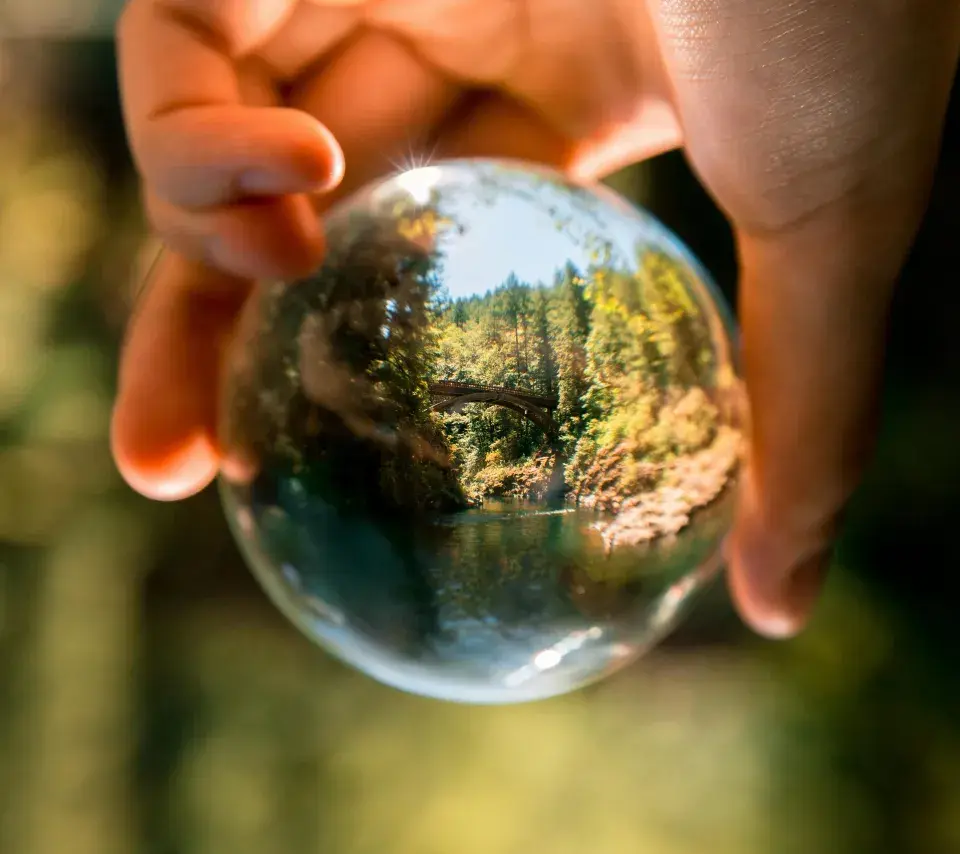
[237,113,346,196]
[726,558,805,640]
[726,525,829,640]
[311,120,345,192]
[111,408,219,501]
[112,250,238,502]
[722,469,833,639]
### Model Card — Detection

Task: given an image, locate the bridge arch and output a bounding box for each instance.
[431,390,556,436]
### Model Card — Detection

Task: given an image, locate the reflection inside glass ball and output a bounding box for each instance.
[218,159,744,704]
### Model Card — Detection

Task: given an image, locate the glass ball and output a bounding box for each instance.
[218,159,744,704]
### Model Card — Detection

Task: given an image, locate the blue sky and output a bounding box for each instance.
[389,163,660,302]
[438,195,603,300]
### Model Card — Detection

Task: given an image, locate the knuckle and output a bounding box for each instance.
[691,112,933,239]
[661,0,949,235]
[143,194,202,258]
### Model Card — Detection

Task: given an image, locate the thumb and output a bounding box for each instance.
[649,0,960,636]
[727,204,910,638]
[723,88,958,639]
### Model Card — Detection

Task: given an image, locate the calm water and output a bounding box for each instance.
[225,478,734,703]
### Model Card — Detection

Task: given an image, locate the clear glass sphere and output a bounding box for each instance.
[218,159,744,704]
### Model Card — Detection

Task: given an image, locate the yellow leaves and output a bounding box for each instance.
[395,206,455,245]
[484,446,505,467]
[636,248,699,317]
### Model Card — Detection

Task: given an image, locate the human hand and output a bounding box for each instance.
[112,0,960,638]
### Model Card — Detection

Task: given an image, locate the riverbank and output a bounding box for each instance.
[584,426,743,553]
[461,450,563,504]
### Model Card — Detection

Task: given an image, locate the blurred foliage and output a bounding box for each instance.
[0,37,958,854]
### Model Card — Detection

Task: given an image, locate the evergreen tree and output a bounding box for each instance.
[531,289,557,396]
[550,263,591,446]
[635,245,715,389]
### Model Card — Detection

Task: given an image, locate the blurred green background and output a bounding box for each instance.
[0,16,959,854]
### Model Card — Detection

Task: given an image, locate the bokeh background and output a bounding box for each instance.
[1,11,959,854]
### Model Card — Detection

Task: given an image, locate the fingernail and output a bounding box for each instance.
[727,470,833,638]
[732,536,831,639]
[238,168,340,197]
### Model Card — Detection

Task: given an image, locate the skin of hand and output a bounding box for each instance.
[112,0,960,639]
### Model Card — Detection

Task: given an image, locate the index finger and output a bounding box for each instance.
[117,0,343,209]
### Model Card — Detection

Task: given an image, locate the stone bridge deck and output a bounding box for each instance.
[428,380,558,411]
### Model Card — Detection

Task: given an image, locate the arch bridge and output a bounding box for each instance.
[429,380,558,436]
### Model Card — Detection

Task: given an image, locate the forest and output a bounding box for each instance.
[428,247,742,548]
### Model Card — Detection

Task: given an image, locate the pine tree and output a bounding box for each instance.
[531,289,557,396]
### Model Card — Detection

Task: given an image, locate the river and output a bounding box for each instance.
[226,473,736,702]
